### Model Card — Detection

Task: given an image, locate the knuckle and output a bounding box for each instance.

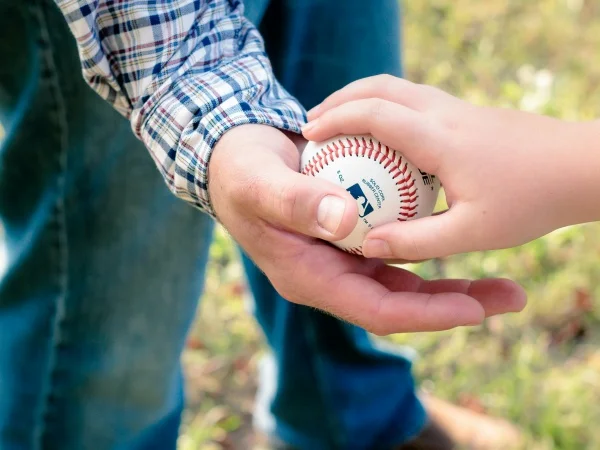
[367,75,402,101]
[369,99,386,123]
[415,83,439,96]
[368,293,393,336]
[408,236,424,261]
[277,183,301,225]
[318,109,334,129]
[378,74,396,86]
[325,106,347,127]
[415,82,434,92]
[385,233,420,260]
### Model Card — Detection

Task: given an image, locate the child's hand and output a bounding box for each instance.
[302,75,600,260]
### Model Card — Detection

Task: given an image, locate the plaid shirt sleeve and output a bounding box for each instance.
[56,0,306,217]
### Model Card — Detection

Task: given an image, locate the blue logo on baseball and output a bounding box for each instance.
[347,183,374,218]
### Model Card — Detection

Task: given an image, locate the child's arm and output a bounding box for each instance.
[302,75,600,261]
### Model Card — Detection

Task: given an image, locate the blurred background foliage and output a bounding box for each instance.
[180,1,600,449]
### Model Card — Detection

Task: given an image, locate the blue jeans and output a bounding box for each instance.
[0,0,425,449]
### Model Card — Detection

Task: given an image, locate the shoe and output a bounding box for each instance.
[265,393,522,450]
[265,418,454,450]
[418,392,523,450]
[395,419,455,450]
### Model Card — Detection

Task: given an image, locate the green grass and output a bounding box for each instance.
[181,228,600,449]
[180,1,600,448]
[394,223,600,449]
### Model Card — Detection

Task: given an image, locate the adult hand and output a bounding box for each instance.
[208,124,526,334]
[304,75,600,261]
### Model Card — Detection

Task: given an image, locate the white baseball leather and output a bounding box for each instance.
[301,135,441,255]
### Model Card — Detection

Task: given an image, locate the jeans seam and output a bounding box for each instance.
[29,2,70,448]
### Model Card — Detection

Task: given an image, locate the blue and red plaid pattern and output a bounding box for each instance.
[56,0,306,216]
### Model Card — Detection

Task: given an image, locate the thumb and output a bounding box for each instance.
[362,206,477,260]
[250,160,359,241]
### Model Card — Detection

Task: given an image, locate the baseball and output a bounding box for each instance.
[301,135,441,255]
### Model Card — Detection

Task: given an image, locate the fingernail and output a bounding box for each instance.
[307,104,321,118]
[301,119,318,133]
[363,239,392,258]
[318,196,346,235]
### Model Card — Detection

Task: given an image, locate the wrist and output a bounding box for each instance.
[208,124,302,221]
[554,119,600,227]
[208,124,259,221]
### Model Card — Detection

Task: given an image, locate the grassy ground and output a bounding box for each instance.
[180,1,600,449]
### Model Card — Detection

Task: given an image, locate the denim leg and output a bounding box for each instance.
[242,1,426,449]
[0,1,213,449]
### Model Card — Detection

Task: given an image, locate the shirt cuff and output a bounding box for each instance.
[134,53,306,218]
[197,101,306,219]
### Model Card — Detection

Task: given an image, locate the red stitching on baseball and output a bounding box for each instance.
[345,246,363,256]
[302,137,419,223]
